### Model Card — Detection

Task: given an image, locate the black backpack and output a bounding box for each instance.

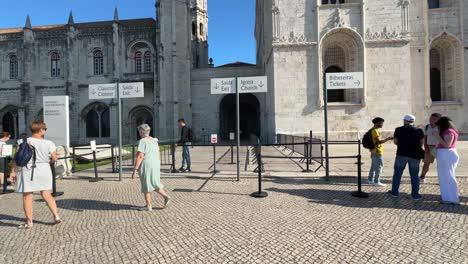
[14,142,37,180]
[362,129,376,150]
[188,127,195,142]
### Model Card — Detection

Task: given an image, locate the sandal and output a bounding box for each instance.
[18,222,33,229]
[55,218,62,225]
[164,196,171,208]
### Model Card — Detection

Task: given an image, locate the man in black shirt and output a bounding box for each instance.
[388,114,425,200]
[177,118,191,172]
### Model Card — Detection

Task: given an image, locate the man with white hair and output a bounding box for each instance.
[388,114,425,200]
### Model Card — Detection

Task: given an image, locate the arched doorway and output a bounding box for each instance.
[1,109,18,139]
[129,106,154,140]
[219,93,260,140]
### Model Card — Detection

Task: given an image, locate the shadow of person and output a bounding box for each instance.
[266,187,468,215]
[54,199,140,212]
[0,214,51,227]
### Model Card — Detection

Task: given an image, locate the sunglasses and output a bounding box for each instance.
[43,128,48,131]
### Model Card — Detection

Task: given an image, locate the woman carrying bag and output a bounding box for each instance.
[433,117,460,205]
[9,122,62,229]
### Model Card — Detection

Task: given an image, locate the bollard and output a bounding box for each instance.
[50,162,64,197]
[351,153,369,198]
[170,143,177,173]
[212,144,219,173]
[72,146,76,173]
[111,145,116,173]
[251,140,268,198]
[89,150,103,182]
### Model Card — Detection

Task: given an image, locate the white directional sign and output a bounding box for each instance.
[89,83,117,99]
[210,78,236,94]
[237,76,268,93]
[325,72,364,90]
[119,82,144,98]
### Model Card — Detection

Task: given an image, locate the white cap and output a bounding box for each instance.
[403,114,415,123]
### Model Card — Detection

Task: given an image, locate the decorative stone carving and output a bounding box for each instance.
[273,32,317,47]
[365,27,410,43]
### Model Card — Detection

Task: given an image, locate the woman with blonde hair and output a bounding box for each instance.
[9,122,62,228]
[433,117,460,205]
[132,124,170,211]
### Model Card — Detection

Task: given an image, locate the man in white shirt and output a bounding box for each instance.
[420,113,441,182]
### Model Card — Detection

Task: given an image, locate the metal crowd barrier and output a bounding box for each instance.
[276,132,324,172]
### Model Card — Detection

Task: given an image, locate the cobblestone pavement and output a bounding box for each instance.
[0,143,467,263]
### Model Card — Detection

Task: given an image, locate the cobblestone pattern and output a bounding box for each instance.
[0,144,467,263]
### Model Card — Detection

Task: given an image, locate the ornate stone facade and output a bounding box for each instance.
[1,0,468,144]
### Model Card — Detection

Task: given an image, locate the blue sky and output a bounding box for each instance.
[0,0,256,66]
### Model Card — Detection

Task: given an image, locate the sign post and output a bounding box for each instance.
[89,82,144,181]
[324,72,367,197]
[210,76,268,182]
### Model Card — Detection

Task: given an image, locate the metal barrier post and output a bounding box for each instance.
[50,162,64,197]
[230,140,234,164]
[132,143,136,166]
[351,141,368,198]
[170,143,177,173]
[72,146,76,173]
[251,139,268,198]
[303,142,310,172]
[111,145,116,173]
[89,150,103,182]
[212,144,219,173]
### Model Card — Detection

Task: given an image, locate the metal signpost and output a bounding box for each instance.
[324,72,364,186]
[89,82,144,181]
[210,76,267,182]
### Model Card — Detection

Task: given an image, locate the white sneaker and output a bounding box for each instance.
[374,182,386,187]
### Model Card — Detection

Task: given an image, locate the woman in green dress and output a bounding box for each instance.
[132,124,170,211]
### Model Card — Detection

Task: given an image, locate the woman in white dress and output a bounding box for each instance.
[432,117,460,205]
[9,122,62,229]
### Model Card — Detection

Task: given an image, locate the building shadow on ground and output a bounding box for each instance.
[54,199,141,212]
[266,187,467,215]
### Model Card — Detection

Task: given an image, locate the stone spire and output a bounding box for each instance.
[68,11,75,25]
[24,15,32,29]
[114,7,119,21]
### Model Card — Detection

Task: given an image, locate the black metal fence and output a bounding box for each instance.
[276,132,324,168]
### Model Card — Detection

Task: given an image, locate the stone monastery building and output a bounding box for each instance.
[0,0,467,144]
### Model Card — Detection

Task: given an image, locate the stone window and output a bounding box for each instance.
[93,49,104,76]
[9,55,18,79]
[192,22,196,36]
[320,28,364,104]
[428,0,440,9]
[50,52,61,77]
[135,51,142,73]
[324,46,346,102]
[128,41,155,73]
[322,0,345,4]
[199,23,204,36]
[430,49,441,101]
[429,34,463,102]
[144,51,152,73]
[84,103,110,138]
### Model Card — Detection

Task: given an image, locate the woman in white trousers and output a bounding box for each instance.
[433,117,460,205]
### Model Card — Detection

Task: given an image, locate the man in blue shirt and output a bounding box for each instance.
[388,114,425,200]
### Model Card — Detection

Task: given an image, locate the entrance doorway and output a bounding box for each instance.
[219,93,260,141]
